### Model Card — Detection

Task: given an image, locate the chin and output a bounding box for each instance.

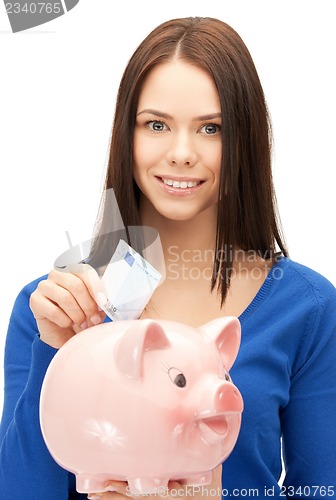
[138,188,218,224]
[162,212,196,222]
[155,202,216,223]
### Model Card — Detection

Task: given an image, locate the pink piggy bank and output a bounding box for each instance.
[39,317,243,495]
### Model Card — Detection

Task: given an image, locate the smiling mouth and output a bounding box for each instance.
[202,416,228,434]
[157,177,204,190]
[197,416,228,444]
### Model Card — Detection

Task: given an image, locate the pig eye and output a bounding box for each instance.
[168,367,187,388]
[225,373,230,382]
[174,374,187,388]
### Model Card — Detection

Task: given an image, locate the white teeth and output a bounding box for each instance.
[162,179,200,189]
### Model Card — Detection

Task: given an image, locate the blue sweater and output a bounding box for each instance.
[0,258,335,499]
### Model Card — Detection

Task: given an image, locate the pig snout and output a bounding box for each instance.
[196,383,243,446]
[215,383,243,414]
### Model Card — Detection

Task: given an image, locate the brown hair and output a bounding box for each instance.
[89,16,288,302]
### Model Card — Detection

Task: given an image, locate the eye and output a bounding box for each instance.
[200,123,221,135]
[225,373,230,382]
[146,120,168,132]
[168,367,187,388]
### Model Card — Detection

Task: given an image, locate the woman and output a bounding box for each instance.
[1,17,335,500]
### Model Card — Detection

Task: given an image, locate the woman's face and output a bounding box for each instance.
[133,59,222,222]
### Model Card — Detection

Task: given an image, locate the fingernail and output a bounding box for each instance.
[90,313,102,325]
[96,291,108,307]
[87,495,101,500]
[103,481,122,492]
[105,486,120,492]
[80,320,88,330]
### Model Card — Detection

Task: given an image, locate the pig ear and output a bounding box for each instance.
[115,320,170,379]
[201,317,241,370]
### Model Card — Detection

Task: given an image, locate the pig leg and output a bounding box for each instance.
[75,473,111,494]
[128,476,169,495]
[179,471,213,486]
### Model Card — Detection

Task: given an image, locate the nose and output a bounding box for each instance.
[166,130,197,168]
[216,383,244,414]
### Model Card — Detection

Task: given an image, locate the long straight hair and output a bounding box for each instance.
[89,17,288,303]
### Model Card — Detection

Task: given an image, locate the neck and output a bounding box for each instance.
[139,197,218,272]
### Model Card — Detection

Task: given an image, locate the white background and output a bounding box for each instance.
[0,0,335,414]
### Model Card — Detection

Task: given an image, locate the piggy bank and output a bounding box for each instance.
[39,317,243,495]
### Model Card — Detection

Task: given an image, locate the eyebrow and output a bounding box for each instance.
[136,109,222,121]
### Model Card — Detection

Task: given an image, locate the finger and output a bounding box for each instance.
[48,269,104,325]
[30,289,78,329]
[102,481,128,496]
[87,494,126,500]
[35,278,88,327]
[37,317,76,346]
[71,264,108,322]
[88,495,116,500]
[167,481,184,496]
[61,263,108,306]
[168,481,183,488]
[87,489,128,500]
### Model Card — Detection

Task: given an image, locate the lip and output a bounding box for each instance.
[197,415,228,445]
[159,175,204,182]
[155,176,205,196]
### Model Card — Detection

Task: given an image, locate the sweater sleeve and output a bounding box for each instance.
[280,275,336,498]
[0,278,70,499]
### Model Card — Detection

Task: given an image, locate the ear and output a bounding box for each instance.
[200,317,241,370]
[115,320,170,379]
